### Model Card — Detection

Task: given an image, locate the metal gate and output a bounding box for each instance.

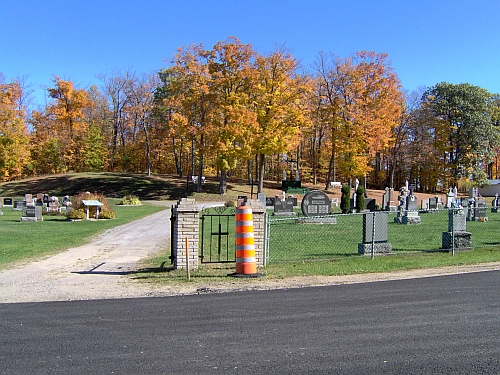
[199,206,236,263]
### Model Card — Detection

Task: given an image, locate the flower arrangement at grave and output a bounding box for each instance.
[66,192,116,220]
[118,195,141,206]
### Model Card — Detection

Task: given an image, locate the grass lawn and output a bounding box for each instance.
[0,199,166,269]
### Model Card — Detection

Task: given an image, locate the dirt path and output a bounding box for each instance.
[0,206,174,303]
[1,203,500,304]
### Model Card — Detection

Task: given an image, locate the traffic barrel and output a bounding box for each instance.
[235,205,257,275]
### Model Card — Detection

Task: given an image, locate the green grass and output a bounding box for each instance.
[0,199,166,269]
[133,246,500,284]
[268,210,500,261]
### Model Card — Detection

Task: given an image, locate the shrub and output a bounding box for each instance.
[66,208,86,220]
[119,195,141,205]
[355,186,365,213]
[98,210,116,219]
[340,184,351,214]
[225,200,236,207]
[66,192,116,220]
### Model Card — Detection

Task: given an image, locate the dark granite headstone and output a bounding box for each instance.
[3,197,13,206]
[365,198,377,211]
[428,197,438,210]
[301,190,331,216]
[265,197,275,206]
[474,199,487,220]
[13,200,25,210]
[273,197,295,215]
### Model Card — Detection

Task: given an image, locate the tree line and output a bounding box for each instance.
[1,37,499,194]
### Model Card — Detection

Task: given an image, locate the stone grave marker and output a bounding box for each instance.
[24,194,34,206]
[3,197,13,206]
[257,193,267,208]
[13,200,25,211]
[301,190,331,216]
[358,211,392,255]
[442,208,471,251]
[492,193,499,213]
[382,187,391,210]
[273,197,296,216]
[265,197,275,206]
[365,198,377,212]
[20,205,43,222]
[474,199,487,221]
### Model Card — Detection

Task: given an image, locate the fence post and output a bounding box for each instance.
[371,212,376,260]
[451,208,455,256]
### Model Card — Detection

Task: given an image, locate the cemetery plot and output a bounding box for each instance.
[266,210,500,263]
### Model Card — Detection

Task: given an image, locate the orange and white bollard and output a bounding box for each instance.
[234,205,258,276]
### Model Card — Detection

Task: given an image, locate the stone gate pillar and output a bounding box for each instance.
[172,198,200,269]
[248,199,266,267]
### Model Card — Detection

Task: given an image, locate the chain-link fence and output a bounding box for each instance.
[264,208,500,264]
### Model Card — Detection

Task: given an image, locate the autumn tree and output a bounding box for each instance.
[422,82,500,186]
[251,48,310,193]
[30,77,93,173]
[0,76,31,180]
[157,44,216,192]
[206,37,257,194]
[313,51,403,189]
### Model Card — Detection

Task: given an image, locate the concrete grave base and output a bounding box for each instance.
[295,216,337,224]
[358,242,392,255]
[20,217,39,222]
[441,231,472,251]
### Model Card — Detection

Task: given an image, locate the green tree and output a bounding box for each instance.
[422,82,500,185]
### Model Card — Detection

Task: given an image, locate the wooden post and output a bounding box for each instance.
[185,236,190,279]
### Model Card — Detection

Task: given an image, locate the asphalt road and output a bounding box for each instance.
[1,270,499,375]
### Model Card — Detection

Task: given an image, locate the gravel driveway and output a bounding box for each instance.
[1,203,499,304]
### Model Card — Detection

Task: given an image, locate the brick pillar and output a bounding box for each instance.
[248,199,266,267]
[172,198,200,269]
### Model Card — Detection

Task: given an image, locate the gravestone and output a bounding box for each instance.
[47,200,60,213]
[492,193,499,213]
[273,197,296,216]
[20,205,43,222]
[365,198,377,212]
[358,211,392,255]
[3,197,13,206]
[382,187,390,210]
[257,193,267,208]
[445,187,456,208]
[13,200,25,211]
[441,208,471,251]
[467,198,487,221]
[24,194,34,206]
[474,199,487,221]
[301,190,331,216]
[265,197,275,207]
[394,191,421,224]
[36,193,44,204]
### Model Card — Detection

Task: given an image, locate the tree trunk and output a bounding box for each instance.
[196,134,204,193]
[219,169,227,195]
[258,153,265,194]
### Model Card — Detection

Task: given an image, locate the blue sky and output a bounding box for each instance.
[1,0,499,107]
